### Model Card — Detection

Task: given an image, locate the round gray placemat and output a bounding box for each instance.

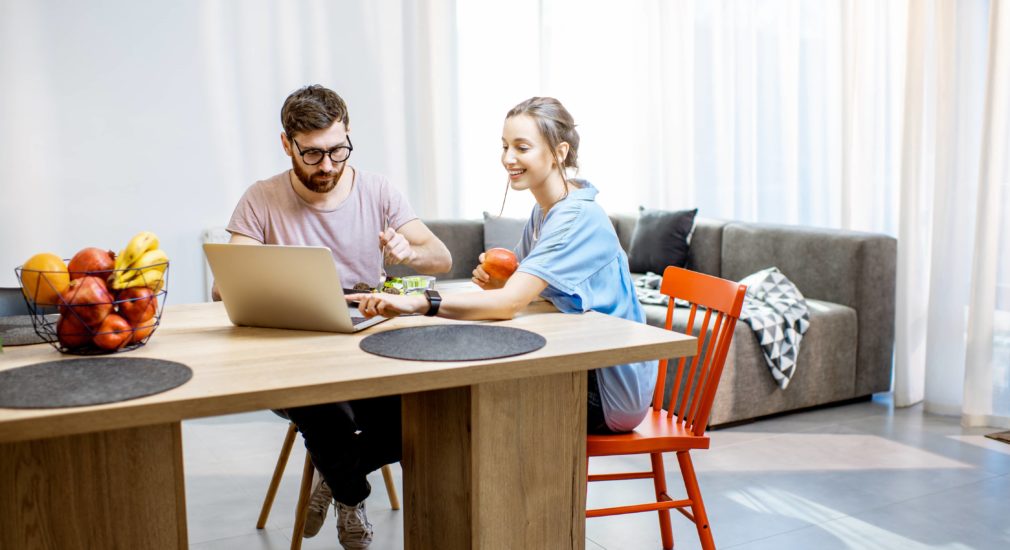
[360,324,546,361]
[0,357,192,409]
[0,314,53,346]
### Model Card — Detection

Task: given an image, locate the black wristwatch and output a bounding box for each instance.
[423,289,442,317]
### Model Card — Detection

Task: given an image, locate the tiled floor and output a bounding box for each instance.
[183,395,1010,549]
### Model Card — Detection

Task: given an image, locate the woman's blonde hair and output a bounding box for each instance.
[498,97,580,215]
[506,96,580,179]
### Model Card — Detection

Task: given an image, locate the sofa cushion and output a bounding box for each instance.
[619,215,724,277]
[642,298,857,426]
[628,207,697,274]
[709,298,858,425]
[720,222,896,396]
[482,212,526,252]
[609,213,638,254]
[721,223,862,307]
[686,218,725,277]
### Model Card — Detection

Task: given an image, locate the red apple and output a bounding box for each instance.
[57,313,93,349]
[117,287,157,324]
[93,314,132,350]
[59,276,114,327]
[67,248,116,280]
[131,318,158,344]
[481,248,519,288]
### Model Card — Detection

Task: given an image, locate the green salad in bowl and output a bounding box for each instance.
[380,276,436,295]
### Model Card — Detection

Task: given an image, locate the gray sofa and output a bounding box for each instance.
[389,215,896,426]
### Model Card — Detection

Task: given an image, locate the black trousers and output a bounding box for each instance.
[284,395,401,506]
[587,369,619,434]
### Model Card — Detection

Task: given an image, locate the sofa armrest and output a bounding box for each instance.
[719,222,896,395]
[385,219,485,281]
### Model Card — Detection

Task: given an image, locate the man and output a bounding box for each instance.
[215,85,451,549]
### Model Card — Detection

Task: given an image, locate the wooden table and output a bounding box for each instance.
[0,299,695,550]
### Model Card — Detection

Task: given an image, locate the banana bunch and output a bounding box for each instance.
[110,231,169,291]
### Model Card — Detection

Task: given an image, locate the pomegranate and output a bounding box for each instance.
[59,276,114,327]
[481,248,519,288]
[57,313,93,349]
[93,314,132,350]
[67,248,116,281]
[117,287,157,324]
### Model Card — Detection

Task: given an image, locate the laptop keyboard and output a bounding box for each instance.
[350,315,371,326]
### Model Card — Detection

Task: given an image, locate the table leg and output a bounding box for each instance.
[0,422,187,550]
[402,371,587,549]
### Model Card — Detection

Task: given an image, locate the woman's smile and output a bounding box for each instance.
[507,167,526,180]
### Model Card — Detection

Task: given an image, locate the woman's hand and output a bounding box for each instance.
[472,252,505,290]
[346,293,427,318]
[472,252,489,289]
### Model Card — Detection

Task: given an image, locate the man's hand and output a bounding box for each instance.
[380,227,416,265]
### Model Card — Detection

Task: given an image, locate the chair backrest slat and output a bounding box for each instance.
[687,312,724,429]
[657,302,697,413]
[678,308,711,422]
[654,266,747,433]
[652,358,669,410]
[664,355,688,416]
[651,299,678,409]
[693,318,739,433]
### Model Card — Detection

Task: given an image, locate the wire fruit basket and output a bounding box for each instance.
[14,262,169,355]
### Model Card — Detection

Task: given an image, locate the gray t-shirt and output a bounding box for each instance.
[227,168,417,289]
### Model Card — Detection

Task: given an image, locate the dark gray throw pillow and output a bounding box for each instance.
[628,207,698,274]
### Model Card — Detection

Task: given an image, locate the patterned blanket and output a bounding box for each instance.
[634,267,810,389]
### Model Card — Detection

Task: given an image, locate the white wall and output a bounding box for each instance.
[0,0,426,304]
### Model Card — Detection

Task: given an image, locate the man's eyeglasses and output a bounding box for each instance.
[290,136,353,166]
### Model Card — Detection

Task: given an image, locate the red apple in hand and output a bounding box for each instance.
[67,247,116,280]
[481,248,518,288]
[117,287,157,324]
[59,276,114,327]
[93,314,133,350]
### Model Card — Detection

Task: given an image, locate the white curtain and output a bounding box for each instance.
[0,0,457,304]
[458,0,1008,427]
[895,0,1010,428]
[965,0,1010,427]
[456,0,907,230]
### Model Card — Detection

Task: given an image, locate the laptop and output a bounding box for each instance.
[203,243,389,333]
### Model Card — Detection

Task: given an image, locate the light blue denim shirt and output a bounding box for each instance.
[515,180,658,432]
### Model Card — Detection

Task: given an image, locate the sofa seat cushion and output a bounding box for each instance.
[642,298,857,426]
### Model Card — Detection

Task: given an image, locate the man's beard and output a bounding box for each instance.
[292,161,344,194]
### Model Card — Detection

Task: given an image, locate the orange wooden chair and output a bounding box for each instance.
[587,266,746,550]
[257,422,400,550]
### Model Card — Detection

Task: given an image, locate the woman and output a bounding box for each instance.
[349,97,656,433]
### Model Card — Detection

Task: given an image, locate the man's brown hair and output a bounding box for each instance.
[280,85,350,137]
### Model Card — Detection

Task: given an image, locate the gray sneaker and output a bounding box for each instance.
[336,501,373,549]
[302,477,333,538]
